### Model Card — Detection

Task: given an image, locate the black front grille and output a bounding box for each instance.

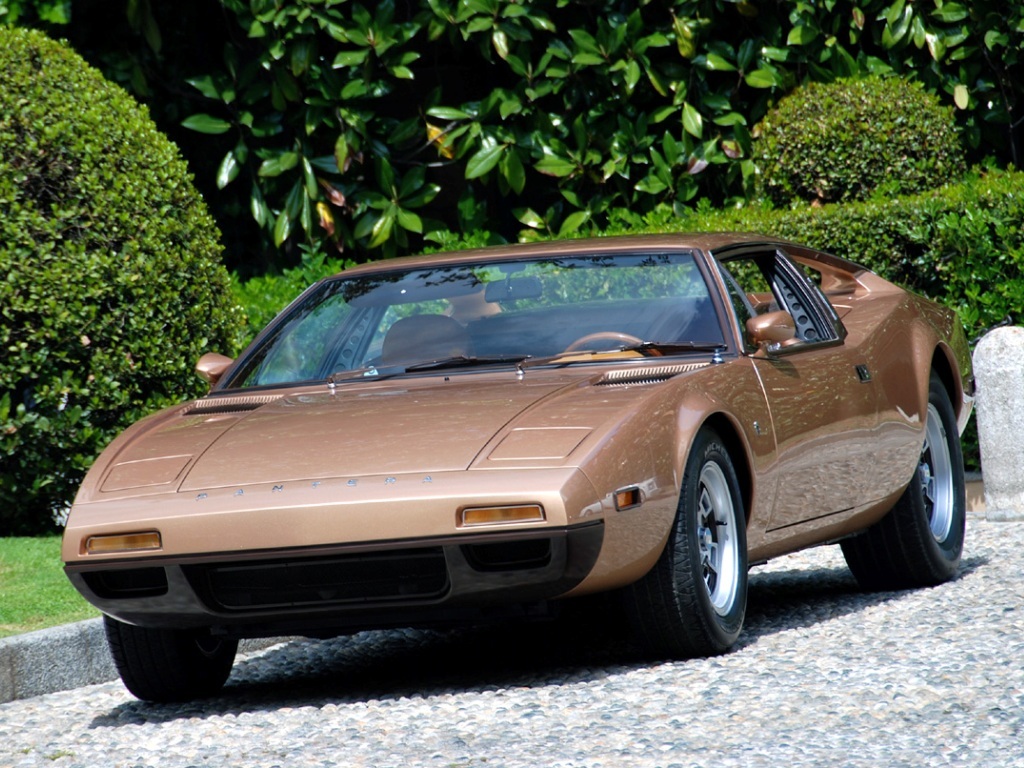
[82,567,168,599]
[462,539,552,572]
[187,547,450,611]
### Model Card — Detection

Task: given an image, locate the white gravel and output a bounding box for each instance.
[2,519,1022,768]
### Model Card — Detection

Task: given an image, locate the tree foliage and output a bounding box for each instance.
[8,1,1024,267]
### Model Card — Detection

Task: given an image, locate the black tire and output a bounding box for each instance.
[841,372,965,590]
[625,429,748,658]
[104,615,238,702]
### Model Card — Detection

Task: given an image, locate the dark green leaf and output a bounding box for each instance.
[302,157,318,198]
[500,148,526,194]
[787,26,818,46]
[745,68,779,88]
[273,210,293,247]
[535,154,577,177]
[558,210,590,236]
[186,75,221,100]
[515,207,545,228]
[931,3,968,23]
[368,210,396,248]
[181,114,232,134]
[258,152,300,177]
[397,208,423,233]
[333,50,370,68]
[466,143,505,179]
[704,52,737,71]
[217,151,241,189]
[427,106,472,120]
[682,102,703,138]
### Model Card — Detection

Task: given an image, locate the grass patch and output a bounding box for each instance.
[0,536,99,638]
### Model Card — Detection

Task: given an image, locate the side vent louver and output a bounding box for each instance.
[596,363,708,387]
[181,394,282,416]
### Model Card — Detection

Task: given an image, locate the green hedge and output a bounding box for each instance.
[0,28,243,534]
[754,76,965,206]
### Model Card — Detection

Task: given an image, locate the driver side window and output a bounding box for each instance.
[718,251,841,351]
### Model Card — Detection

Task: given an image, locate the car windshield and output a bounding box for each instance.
[225,251,723,389]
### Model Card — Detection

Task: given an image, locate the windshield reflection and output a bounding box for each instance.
[225,252,723,389]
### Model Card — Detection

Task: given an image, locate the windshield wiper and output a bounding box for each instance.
[516,341,727,375]
[327,355,528,388]
[620,341,728,356]
[404,355,530,372]
[326,364,408,388]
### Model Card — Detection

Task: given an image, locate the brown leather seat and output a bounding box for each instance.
[381,314,471,365]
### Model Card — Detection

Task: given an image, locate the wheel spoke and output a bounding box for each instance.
[703,542,720,593]
[695,462,740,616]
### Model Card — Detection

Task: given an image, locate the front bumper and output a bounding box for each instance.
[65,522,604,638]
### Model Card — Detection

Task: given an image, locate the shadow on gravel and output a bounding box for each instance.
[89,552,987,728]
[740,552,985,648]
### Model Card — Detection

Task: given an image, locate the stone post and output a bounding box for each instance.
[973,326,1024,521]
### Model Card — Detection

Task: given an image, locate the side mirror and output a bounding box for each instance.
[195,352,234,386]
[746,310,797,355]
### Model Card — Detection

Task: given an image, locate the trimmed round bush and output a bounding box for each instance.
[754,76,966,207]
[0,28,243,533]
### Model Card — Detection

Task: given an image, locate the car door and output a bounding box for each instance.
[716,247,882,531]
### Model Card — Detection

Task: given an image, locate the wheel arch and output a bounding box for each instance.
[697,412,753,528]
[930,343,964,422]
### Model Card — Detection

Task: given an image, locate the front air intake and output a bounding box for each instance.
[180,394,282,416]
[596,362,708,387]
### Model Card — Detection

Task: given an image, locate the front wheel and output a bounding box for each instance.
[625,429,748,658]
[841,372,966,590]
[104,615,238,702]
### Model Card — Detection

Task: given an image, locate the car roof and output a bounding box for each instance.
[331,232,795,278]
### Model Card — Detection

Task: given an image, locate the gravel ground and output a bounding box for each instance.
[2,519,1022,768]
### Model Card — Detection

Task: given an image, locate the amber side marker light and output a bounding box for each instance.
[84,531,162,555]
[460,504,545,527]
[614,487,642,511]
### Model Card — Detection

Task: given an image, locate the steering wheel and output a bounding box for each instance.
[563,331,643,353]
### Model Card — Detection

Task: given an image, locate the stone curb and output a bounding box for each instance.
[0,619,115,704]
[0,619,285,704]
[0,472,994,705]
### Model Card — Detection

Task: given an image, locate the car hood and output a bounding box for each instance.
[181,379,571,490]
[82,375,577,499]
[78,362,713,503]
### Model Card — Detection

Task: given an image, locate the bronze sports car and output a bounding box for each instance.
[62,234,973,701]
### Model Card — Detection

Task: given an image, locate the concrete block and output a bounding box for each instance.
[973,326,1024,521]
[0,619,116,703]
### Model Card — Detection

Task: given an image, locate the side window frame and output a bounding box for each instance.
[716,248,845,355]
[773,249,846,345]
[716,262,759,353]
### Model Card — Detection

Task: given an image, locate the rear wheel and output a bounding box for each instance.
[625,429,747,658]
[841,372,965,590]
[104,615,238,702]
